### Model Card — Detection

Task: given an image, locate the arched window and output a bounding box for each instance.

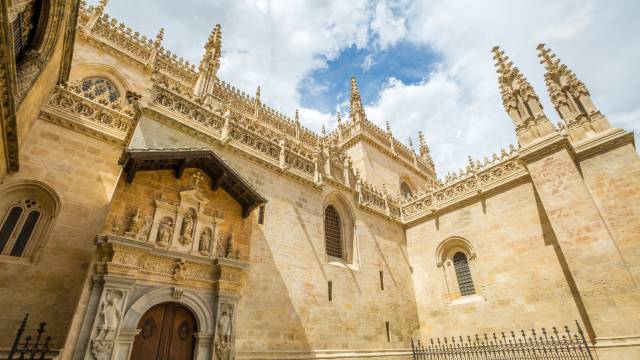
[435,236,480,302]
[82,77,120,102]
[324,205,343,259]
[0,181,59,260]
[453,252,475,296]
[400,181,413,198]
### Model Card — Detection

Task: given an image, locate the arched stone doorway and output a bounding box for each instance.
[130,302,197,360]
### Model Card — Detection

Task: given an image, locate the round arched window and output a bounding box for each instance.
[82,77,120,102]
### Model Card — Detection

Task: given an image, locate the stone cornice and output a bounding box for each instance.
[572,128,634,161]
[517,131,573,163]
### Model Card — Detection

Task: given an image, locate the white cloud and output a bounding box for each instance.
[362,54,375,72]
[371,0,408,49]
[92,0,640,177]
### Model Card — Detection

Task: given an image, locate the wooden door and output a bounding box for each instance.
[131,302,197,360]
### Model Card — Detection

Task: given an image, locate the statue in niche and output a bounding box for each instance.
[96,290,122,340]
[225,232,234,258]
[157,217,174,247]
[137,215,153,241]
[124,208,141,237]
[198,228,212,255]
[215,303,233,360]
[179,212,195,246]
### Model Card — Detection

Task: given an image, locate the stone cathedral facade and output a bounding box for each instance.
[0,1,639,360]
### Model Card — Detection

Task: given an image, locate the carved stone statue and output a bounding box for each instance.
[215,303,234,360]
[157,217,174,247]
[137,216,153,241]
[125,208,141,237]
[179,213,195,245]
[96,290,122,340]
[224,232,234,258]
[173,258,187,280]
[198,228,212,255]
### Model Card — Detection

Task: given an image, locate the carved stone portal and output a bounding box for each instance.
[89,289,125,360]
[215,303,234,360]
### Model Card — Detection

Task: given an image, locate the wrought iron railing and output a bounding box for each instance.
[8,314,52,360]
[411,321,593,360]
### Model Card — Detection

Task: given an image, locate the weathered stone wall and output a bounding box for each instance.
[0,119,122,349]
[405,180,586,336]
[130,117,420,357]
[579,143,640,287]
[69,39,152,95]
[347,141,429,195]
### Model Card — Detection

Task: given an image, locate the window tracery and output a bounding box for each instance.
[0,181,59,260]
[81,77,121,102]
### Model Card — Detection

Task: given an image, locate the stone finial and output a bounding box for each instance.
[194,24,222,97]
[385,120,391,134]
[199,24,222,73]
[536,43,609,139]
[349,76,365,123]
[153,28,164,48]
[321,124,326,136]
[255,86,261,102]
[294,109,300,124]
[408,137,414,152]
[96,0,109,13]
[418,131,429,157]
[336,111,342,126]
[492,46,555,146]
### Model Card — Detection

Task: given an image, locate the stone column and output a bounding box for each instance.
[212,258,249,360]
[521,133,640,358]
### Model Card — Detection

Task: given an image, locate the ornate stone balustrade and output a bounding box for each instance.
[336,118,436,180]
[40,81,135,144]
[401,146,528,224]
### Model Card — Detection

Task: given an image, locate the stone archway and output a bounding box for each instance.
[117,287,213,360]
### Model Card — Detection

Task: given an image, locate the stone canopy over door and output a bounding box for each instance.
[130,302,197,360]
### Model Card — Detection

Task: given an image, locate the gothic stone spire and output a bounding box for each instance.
[349,77,365,124]
[154,28,164,48]
[537,43,610,140]
[492,46,555,146]
[194,24,222,98]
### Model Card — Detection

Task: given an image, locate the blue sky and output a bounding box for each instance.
[298,42,437,114]
[89,0,640,177]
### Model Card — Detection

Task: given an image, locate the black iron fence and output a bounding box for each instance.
[411,321,593,360]
[7,314,51,360]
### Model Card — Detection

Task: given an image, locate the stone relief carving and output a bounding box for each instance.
[90,289,124,360]
[172,287,184,299]
[199,227,213,255]
[173,258,187,281]
[215,303,234,360]
[157,217,174,247]
[179,210,196,246]
[125,208,152,240]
